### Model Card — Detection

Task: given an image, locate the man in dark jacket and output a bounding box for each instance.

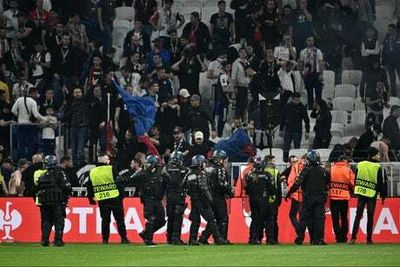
[186,94,216,141]
[117,155,171,245]
[181,12,210,54]
[22,153,43,196]
[383,105,400,156]
[286,150,329,245]
[64,87,89,167]
[279,93,310,162]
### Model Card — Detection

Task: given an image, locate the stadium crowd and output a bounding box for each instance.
[0,0,395,247]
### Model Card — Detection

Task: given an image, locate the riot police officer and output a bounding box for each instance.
[286,150,329,245]
[165,151,188,245]
[87,154,130,244]
[36,155,71,247]
[245,157,277,245]
[198,150,234,244]
[118,155,171,245]
[182,155,227,245]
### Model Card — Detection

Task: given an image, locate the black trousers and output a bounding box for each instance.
[189,198,221,242]
[40,204,66,243]
[249,198,274,242]
[330,199,349,242]
[142,197,166,241]
[270,202,280,243]
[235,86,248,120]
[296,193,326,244]
[99,201,127,241]
[289,199,301,233]
[200,197,229,240]
[351,196,377,241]
[166,198,185,243]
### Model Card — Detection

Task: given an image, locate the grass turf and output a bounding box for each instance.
[1,243,400,266]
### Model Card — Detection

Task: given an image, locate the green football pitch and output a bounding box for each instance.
[1,243,400,266]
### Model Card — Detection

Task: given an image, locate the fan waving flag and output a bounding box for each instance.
[112,77,160,158]
[112,78,157,136]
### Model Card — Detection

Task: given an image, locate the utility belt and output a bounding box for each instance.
[38,189,66,204]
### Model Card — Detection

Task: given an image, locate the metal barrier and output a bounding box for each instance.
[231,162,400,197]
[10,122,68,161]
[70,162,400,197]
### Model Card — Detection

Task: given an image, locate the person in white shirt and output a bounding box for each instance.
[12,74,33,100]
[232,47,250,121]
[207,51,226,105]
[298,35,324,109]
[30,41,51,91]
[274,34,297,63]
[41,106,58,156]
[11,87,46,159]
[278,59,297,106]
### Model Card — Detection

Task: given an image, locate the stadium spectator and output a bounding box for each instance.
[60,155,79,187]
[382,24,400,97]
[210,0,234,49]
[310,99,332,149]
[232,47,250,121]
[186,94,216,142]
[21,153,42,197]
[279,93,310,162]
[298,35,324,109]
[181,12,210,54]
[96,0,115,55]
[383,105,400,156]
[188,131,211,158]
[8,157,29,196]
[290,0,313,50]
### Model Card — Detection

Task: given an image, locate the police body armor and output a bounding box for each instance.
[206,163,232,198]
[185,170,213,203]
[37,169,70,205]
[142,167,168,200]
[165,163,187,201]
[246,171,275,201]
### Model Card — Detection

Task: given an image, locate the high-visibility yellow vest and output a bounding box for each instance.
[265,167,280,204]
[34,169,47,205]
[89,165,119,201]
[355,161,379,198]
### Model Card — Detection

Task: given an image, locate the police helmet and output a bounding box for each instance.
[306,150,321,165]
[212,150,227,162]
[44,155,58,169]
[169,151,184,165]
[253,157,265,171]
[146,155,161,166]
[191,155,206,168]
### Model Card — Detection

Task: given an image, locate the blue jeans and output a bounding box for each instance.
[283,130,302,162]
[70,126,87,166]
[16,125,38,160]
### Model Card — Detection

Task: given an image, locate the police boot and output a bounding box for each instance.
[54,229,65,247]
[139,232,156,246]
[248,240,261,245]
[214,238,228,245]
[121,238,131,244]
[294,237,303,245]
[198,236,210,245]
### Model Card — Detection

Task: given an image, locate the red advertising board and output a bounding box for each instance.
[0,197,399,243]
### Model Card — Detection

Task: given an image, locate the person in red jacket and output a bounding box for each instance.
[328,155,355,243]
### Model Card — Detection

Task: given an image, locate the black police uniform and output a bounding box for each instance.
[182,167,227,245]
[118,166,171,245]
[36,168,71,246]
[198,161,233,242]
[245,169,277,244]
[165,162,188,244]
[87,164,128,244]
[287,164,329,245]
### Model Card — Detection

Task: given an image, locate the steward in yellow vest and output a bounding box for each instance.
[264,155,282,244]
[87,154,130,244]
[350,147,387,244]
